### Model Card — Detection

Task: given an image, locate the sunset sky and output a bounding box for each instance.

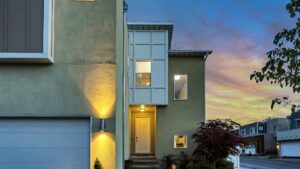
[126,0,300,124]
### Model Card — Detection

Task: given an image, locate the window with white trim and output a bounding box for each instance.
[0,0,53,62]
[174,75,188,100]
[136,61,151,86]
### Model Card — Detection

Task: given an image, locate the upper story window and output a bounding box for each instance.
[240,129,246,136]
[274,125,277,132]
[174,75,188,100]
[250,127,256,134]
[296,119,300,128]
[136,61,151,86]
[0,0,53,63]
[259,126,264,131]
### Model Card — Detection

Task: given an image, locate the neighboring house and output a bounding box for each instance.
[265,118,290,136]
[239,118,290,155]
[277,110,300,157]
[0,1,212,169]
[124,22,212,168]
[0,1,125,169]
[289,110,300,129]
[239,122,267,154]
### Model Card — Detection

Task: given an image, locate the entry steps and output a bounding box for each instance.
[129,156,160,169]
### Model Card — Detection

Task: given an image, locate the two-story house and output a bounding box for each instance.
[0,1,212,169]
[123,22,212,168]
[239,118,289,155]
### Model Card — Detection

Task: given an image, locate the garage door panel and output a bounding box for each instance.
[0,118,90,169]
[0,147,89,163]
[0,132,89,147]
[280,142,300,157]
[0,163,88,169]
[0,119,90,133]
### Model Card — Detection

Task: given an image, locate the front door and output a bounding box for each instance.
[135,117,151,153]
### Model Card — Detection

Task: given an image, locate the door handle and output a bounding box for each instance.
[136,137,138,142]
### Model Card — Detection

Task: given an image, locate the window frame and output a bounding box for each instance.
[296,119,300,128]
[0,0,54,63]
[174,135,188,149]
[240,129,246,136]
[135,60,152,87]
[174,74,188,101]
[250,127,256,135]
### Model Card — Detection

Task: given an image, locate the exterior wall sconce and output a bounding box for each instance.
[140,105,145,112]
[99,119,105,132]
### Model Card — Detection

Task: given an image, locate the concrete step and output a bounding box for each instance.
[129,156,160,169]
[130,155,156,160]
[131,164,160,169]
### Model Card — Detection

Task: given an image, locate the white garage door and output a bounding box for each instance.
[280,142,300,157]
[0,118,90,169]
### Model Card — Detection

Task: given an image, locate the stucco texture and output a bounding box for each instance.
[0,1,117,169]
[0,0,116,118]
[156,55,206,158]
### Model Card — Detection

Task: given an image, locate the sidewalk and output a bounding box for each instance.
[247,155,300,163]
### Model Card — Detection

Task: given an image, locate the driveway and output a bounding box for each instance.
[240,156,300,169]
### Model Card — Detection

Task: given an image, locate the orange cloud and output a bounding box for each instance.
[206,52,299,125]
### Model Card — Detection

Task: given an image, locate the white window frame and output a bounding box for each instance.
[135,60,152,87]
[0,0,54,63]
[174,74,188,101]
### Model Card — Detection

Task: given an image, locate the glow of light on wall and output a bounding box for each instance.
[85,65,116,119]
[91,132,115,169]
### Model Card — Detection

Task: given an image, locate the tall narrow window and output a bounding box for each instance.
[174,75,187,100]
[136,61,151,86]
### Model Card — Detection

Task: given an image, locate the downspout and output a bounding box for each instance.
[122,1,128,168]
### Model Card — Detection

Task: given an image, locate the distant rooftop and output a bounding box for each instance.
[127,22,174,49]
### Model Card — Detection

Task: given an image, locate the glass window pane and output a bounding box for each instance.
[174,75,187,100]
[296,120,300,128]
[136,61,151,86]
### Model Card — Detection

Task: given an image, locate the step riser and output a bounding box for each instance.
[127,156,160,169]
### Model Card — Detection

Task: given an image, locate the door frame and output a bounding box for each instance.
[130,106,156,155]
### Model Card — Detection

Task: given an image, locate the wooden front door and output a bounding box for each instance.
[130,106,156,155]
[135,117,151,153]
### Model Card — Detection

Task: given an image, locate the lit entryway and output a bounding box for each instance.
[0,118,90,169]
[130,105,156,155]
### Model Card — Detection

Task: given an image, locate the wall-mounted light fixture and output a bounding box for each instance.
[140,105,145,112]
[99,119,105,132]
